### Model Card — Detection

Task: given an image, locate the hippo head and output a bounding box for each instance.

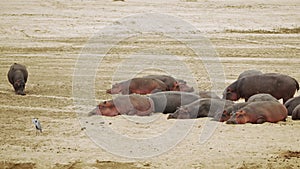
[223,87,238,101]
[88,101,119,116]
[216,110,232,122]
[226,110,248,124]
[13,80,26,95]
[106,83,123,94]
[177,81,194,92]
[167,106,196,119]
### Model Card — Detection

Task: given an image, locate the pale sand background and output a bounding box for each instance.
[0,0,300,168]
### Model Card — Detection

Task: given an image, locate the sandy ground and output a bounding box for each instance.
[1,0,300,168]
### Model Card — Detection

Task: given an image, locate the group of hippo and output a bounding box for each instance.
[89,70,300,124]
[6,63,300,124]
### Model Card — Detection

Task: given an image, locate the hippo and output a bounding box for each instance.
[143,75,179,91]
[237,69,263,79]
[106,77,168,95]
[148,91,200,114]
[215,102,249,122]
[88,95,154,116]
[292,105,300,120]
[195,91,221,99]
[284,96,300,115]
[223,73,299,103]
[7,63,28,95]
[226,101,287,124]
[167,98,234,119]
[247,93,279,103]
[176,79,194,92]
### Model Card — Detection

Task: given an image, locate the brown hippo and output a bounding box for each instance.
[237,69,263,79]
[88,95,154,116]
[106,77,168,95]
[143,75,179,91]
[284,96,300,115]
[292,105,300,120]
[226,101,287,124]
[167,98,234,119]
[215,102,249,122]
[148,91,200,114]
[223,73,299,103]
[7,63,28,95]
[247,93,279,103]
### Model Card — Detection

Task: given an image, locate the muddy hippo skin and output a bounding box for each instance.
[106,77,168,95]
[247,93,279,103]
[143,75,179,91]
[195,91,221,99]
[284,96,300,115]
[215,102,249,122]
[237,69,263,79]
[226,101,287,124]
[148,91,200,114]
[223,73,299,103]
[7,63,28,95]
[292,105,300,120]
[88,95,154,116]
[167,98,234,119]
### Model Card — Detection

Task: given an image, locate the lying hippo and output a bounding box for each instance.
[292,105,300,120]
[223,73,299,103]
[226,101,287,124]
[284,96,300,115]
[238,69,263,79]
[167,98,234,119]
[143,75,179,91]
[148,91,200,114]
[106,77,168,95]
[215,102,249,122]
[247,93,279,103]
[88,95,154,116]
[7,63,28,95]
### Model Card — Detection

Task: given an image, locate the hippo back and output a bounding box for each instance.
[148,91,200,113]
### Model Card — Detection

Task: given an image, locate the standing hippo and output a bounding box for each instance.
[215,102,249,122]
[284,96,300,115]
[223,73,299,103]
[247,93,279,103]
[226,101,287,124]
[143,75,179,91]
[106,77,168,95]
[292,105,300,120]
[7,63,28,95]
[238,69,263,79]
[148,91,200,114]
[167,98,234,119]
[88,95,154,116]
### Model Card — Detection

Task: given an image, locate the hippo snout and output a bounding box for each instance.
[226,120,237,124]
[16,90,26,95]
[167,114,175,119]
[88,107,99,116]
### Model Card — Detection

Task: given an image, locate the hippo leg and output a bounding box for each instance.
[256,117,266,124]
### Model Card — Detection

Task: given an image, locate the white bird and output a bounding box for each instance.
[32,118,42,135]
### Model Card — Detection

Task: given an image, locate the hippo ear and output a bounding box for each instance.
[103,101,107,104]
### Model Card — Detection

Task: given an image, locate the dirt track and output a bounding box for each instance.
[0,0,300,168]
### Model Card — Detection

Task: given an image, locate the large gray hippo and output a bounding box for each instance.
[7,63,28,95]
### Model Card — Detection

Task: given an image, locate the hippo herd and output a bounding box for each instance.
[6,63,300,124]
[88,69,300,124]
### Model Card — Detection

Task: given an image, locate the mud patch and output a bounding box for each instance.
[53,160,148,169]
[0,161,36,169]
[280,151,300,159]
